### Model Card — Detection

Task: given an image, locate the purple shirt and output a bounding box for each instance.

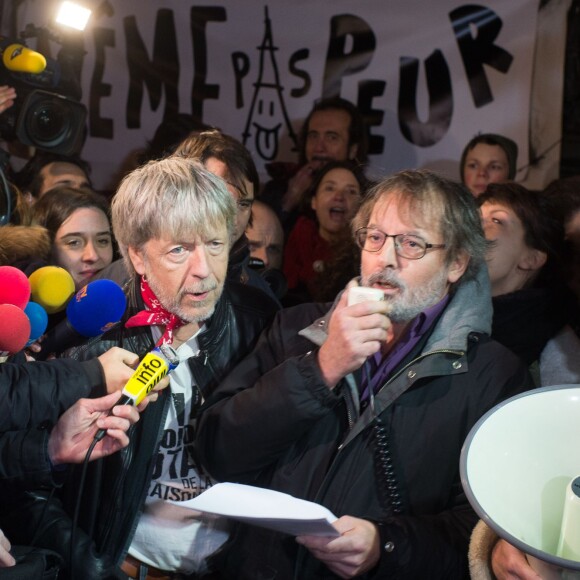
[360,295,450,401]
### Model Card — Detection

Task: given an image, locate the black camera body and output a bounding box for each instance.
[0,42,87,156]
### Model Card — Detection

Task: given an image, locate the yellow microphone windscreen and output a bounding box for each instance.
[29,266,75,313]
[2,44,47,74]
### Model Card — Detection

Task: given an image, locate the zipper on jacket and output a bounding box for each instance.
[342,374,360,430]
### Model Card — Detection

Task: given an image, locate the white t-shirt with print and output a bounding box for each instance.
[129,330,229,574]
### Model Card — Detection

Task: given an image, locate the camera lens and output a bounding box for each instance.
[26,98,70,146]
[15,89,87,155]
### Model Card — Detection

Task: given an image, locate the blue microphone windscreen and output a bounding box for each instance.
[66,279,127,337]
[24,301,48,343]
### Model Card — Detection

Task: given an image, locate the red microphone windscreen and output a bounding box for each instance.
[0,303,31,354]
[0,266,31,309]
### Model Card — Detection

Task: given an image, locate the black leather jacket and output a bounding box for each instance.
[0,277,279,580]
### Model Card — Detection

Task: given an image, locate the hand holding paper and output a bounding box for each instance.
[296,515,381,578]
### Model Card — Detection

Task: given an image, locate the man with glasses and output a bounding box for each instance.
[196,169,532,579]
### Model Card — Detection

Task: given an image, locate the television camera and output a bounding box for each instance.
[0,24,87,157]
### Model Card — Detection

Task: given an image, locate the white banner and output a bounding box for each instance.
[2,1,553,191]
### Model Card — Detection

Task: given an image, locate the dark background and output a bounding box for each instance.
[561,0,580,177]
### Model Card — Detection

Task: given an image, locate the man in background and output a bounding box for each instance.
[260,96,368,234]
[246,200,284,271]
[15,151,91,204]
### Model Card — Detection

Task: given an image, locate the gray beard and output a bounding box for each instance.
[362,267,449,322]
[146,274,221,324]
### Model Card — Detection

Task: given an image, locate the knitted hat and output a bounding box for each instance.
[460,133,519,181]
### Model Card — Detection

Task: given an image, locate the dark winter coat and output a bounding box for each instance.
[196,267,533,580]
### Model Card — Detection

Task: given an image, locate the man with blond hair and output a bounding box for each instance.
[8,156,279,579]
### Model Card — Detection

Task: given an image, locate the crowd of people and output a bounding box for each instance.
[0,81,579,580]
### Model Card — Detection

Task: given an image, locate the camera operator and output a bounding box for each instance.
[15,151,91,205]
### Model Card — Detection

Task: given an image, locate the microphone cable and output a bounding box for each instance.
[69,434,101,578]
[69,388,133,578]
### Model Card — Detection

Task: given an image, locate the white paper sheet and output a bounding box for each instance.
[178,482,340,537]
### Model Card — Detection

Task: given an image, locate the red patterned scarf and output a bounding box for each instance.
[125,276,187,346]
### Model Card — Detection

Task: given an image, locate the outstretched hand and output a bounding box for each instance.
[97,347,140,393]
[97,347,171,397]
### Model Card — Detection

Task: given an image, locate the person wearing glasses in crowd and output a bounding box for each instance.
[196,169,532,579]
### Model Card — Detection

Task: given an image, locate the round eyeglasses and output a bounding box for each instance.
[355,227,446,260]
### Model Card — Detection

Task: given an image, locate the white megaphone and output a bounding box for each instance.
[461,385,580,579]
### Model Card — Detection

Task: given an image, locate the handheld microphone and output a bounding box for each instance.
[35,279,127,360]
[347,286,385,306]
[94,344,180,441]
[0,265,31,309]
[24,301,48,345]
[117,344,180,406]
[1,41,46,74]
[67,280,127,336]
[28,266,75,314]
[0,303,31,358]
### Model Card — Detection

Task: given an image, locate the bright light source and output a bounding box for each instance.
[55,1,92,31]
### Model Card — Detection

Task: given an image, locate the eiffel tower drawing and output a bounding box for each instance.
[242,6,298,161]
